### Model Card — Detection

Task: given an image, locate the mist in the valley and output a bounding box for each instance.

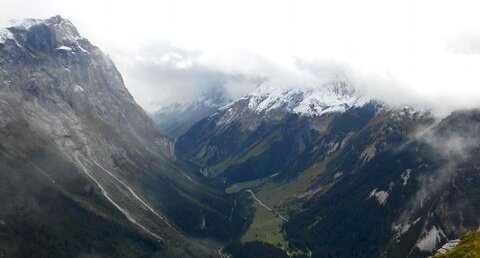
[398,114,480,223]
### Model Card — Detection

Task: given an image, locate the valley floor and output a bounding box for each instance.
[225,160,333,257]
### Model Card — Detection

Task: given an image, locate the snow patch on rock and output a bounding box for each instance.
[417,226,445,252]
[436,239,460,254]
[74,85,85,93]
[56,46,73,51]
[369,188,389,205]
[401,169,412,186]
[333,171,343,180]
[0,28,14,44]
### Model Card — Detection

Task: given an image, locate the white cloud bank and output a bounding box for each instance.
[1,0,480,114]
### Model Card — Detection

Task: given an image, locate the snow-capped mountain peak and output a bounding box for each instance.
[1,15,86,51]
[8,15,82,40]
[245,82,369,117]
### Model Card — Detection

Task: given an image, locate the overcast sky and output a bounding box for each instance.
[1,0,480,115]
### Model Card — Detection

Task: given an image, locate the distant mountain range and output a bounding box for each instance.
[153,88,231,138]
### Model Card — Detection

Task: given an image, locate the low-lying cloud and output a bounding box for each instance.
[2,0,480,115]
[399,115,480,222]
[445,32,480,55]
[114,42,262,111]
[112,34,480,115]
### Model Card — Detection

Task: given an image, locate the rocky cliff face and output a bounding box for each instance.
[1,16,174,157]
[0,16,244,257]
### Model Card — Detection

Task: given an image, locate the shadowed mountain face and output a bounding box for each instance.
[283,109,480,258]
[0,16,247,257]
[177,83,480,257]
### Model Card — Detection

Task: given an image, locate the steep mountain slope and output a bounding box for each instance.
[153,88,231,138]
[177,82,480,257]
[176,82,373,183]
[284,109,480,258]
[0,16,246,257]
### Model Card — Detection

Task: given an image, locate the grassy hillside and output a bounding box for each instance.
[435,231,480,258]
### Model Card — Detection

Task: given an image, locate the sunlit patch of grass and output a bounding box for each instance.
[435,231,480,258]
[232,160,331,256]
[241,201,287,247]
